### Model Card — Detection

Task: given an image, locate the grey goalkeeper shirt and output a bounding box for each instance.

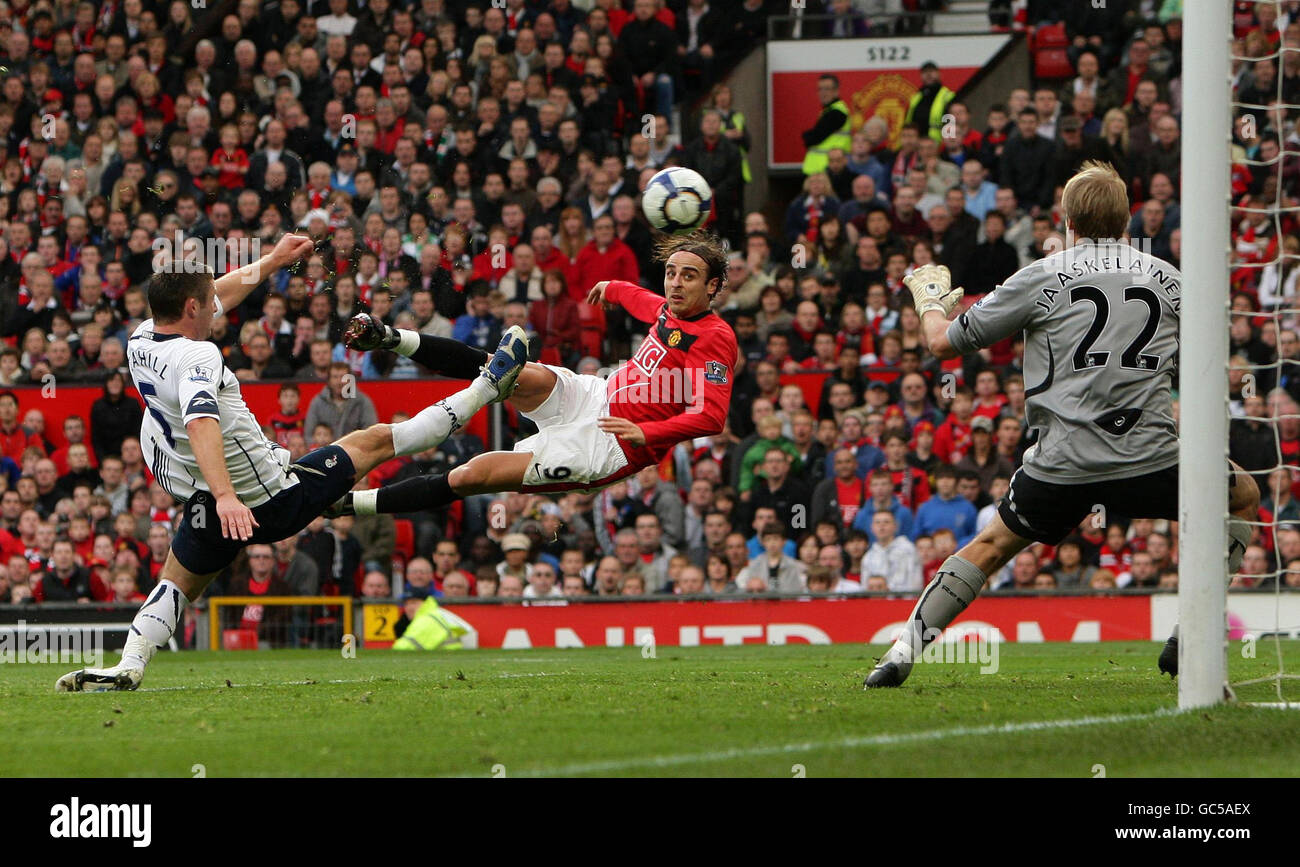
[946,242,1181,484]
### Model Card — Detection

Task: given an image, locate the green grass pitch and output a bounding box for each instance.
[4,642,1299,777]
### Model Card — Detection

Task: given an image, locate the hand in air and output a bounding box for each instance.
[273,232,316,269]
[903,264,965,318]
[586,280,610,306]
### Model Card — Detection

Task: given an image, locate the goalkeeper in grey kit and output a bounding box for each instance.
[865,162,1259,688]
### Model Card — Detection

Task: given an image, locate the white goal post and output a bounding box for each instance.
[1178,0,1232,709]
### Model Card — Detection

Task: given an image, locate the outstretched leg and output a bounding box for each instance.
[1159,462,1261,677]
[344,316,558,412]
[334,325,535,474]
[865,514,1031,688]
[348,451,534,516]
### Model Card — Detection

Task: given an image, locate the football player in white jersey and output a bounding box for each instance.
[57,234,530,691]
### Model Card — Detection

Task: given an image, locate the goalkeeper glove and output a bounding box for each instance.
[904,264,965,318]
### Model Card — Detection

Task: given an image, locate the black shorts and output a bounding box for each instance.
[171,445,357,575]
[998,464,1179,545]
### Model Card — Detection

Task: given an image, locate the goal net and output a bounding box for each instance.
[1185,0,1300,708]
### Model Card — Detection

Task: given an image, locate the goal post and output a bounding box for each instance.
[1178,0,1232,709]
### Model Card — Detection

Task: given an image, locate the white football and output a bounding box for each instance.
[641,167,713,234]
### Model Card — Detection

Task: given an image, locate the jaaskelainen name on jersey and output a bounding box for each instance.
[1034,243,1181,314]
[949,242,1182,485]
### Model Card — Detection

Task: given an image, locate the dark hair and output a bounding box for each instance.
[654,231,729,299]
[147,270,213,324]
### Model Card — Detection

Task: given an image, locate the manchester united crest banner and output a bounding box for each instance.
[766,34,1014,170]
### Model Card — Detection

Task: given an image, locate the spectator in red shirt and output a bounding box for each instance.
[109,566,146,603]
[881,431,931,510]
[933,387,976,464]
[571,214,639,302]
[529,269,582,366]
[48,415,97,474]
[270,384,306,447]
[432,539,477,595]
[972,369,1009,419]
[210,123,250,189]
[0,392,37,463]
[530,224,572,285]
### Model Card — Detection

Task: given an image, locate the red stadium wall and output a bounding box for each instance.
[422,596,1155,650]
[4,379,489,452]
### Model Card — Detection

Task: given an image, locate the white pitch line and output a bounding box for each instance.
[132,672,572,692]
[512,707,1183,777]
[135,677,380,692]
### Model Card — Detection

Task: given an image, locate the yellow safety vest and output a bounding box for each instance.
[392,597,471,651]
[802,99,852,175]
[729,110,752,184]
[907,85,956,143]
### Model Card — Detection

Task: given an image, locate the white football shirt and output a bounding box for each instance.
[127,311,296,509]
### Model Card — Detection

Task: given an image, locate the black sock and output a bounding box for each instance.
[409,334,489,379]
[375,473,460,513]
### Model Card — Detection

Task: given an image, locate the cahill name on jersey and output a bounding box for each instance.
[128,320,295,508]
[947,242,1181,484]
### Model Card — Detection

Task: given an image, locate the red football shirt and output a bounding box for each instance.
[603,281,737,469]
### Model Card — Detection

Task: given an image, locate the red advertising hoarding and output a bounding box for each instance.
[767,34,1013,170]
[436,595,1154,650]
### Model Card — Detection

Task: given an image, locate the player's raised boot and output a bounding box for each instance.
[479,326,529,402]
[343,312,401,352]
[1158,634,1178,678]
[864,644,914,689]
[55,664,144,692]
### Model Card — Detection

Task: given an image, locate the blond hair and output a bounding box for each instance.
[1061,161,1130,240]
[1101,108,1129,150]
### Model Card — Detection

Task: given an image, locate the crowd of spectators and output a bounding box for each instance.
[2,1,1297,639]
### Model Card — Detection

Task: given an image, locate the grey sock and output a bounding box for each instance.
[894,555,988,658]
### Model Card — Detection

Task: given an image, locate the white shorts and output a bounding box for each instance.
[513,365,633,492]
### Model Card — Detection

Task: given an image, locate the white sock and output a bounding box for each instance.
[122,580,187,669]
[391,378,496,456]
[353,489,379,516]
[395,328,421,357]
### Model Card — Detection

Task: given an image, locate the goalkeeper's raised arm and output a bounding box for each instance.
[905,264,966,360]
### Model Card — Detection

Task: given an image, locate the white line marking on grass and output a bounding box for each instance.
[513,707,1183,777]
[134,672,571,691]
[137,678,380,692]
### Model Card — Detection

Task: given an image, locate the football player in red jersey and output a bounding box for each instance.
[331,233,738,517]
